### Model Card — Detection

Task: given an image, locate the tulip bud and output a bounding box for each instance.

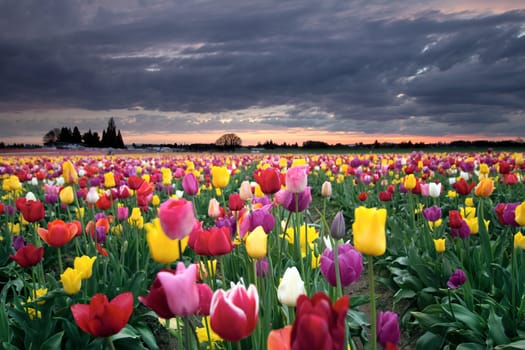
[239,180,253,201]
[277,266,306,307]
[321,181,332,198]
[330,211,346,239]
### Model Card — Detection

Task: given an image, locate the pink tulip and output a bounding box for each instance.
[156,262,200,316]
[158,198,196,239]
[182,172,199,196]
[285,166,308,193]
[208,198,222,218]
[210,282,259,341]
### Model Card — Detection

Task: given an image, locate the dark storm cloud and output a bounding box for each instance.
[0,0,524,140]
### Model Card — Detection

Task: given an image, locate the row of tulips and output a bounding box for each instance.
[0,149,524,350]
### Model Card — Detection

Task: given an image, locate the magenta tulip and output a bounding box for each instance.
[156,262,200,316]
[158,198,197,239]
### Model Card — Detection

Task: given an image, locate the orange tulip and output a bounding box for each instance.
[38,220,78,247]
[267,325,292,350]
[474,178,494,197]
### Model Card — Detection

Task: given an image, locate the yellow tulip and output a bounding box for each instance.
[352,207,387,256]
[429,219,442,231]
[211,166,230,189]
[460,207,476,219]
[447,190,457,198]
[474,178,494,197]
[60,268,82,295]
[73,256,97,280]
[464,197,474,207]
[515,202,525,226]
[151,194,161,207]
[465,217,479,234]
[59,186,75,205]
[145,218,188,264]
[75,207,85,219]
[128,207,144,229]
[9,223,20,235]
[104,172,116,188]
[404,174,417,190]
[161,167,173,185]
[514,232,525,250]
[245,226,267,259]
[433,238,446,253]
[283,224,319,257]
[3,175,22,192]
[62,161,78,185]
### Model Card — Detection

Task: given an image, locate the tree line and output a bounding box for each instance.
[42,117,125,148]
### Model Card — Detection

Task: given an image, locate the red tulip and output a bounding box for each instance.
[9,244,44,268]
[15,198,45,222]
[448,210,463,229]
[379,191,393,202]
[196,283,213,316]
[210,282,259,341]
[95,195,112,210]
[291,292,349,350]
[139,269,177,319]
[453,178,476,196]
[254,167,282,195]
[188,226,233,256]
[128,176,145,190]
[358,192,368,202]
[228,193,244,211]
[37,219,78,247]
[71,292,133,338]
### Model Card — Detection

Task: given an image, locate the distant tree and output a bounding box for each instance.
[82,129,101,147]
[215,133,242,151]
[72,126,82,144]
[101,117,125,148]
[43,128,61,146]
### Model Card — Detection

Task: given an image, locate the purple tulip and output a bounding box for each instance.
[422,206,442,222]
[320,243,363,287]
[12,235,26,251]
[330,211,346,239]
[256,258,269,277]
[182,172,199,196]
[447,269,467,289]
[377,311,400,347]
[275,187,312,213]
[450,220,471,239]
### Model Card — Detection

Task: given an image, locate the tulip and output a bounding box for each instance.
[238,204,275,238]
[157,262,200,316]
[9,244,44,268]
[447,269,467,289]
[139,269,177,319]
[403,174,417,191]
[85,187,100,204]
[189,225,233,256]
[158,198,196,240]
[74,255,97,279]
[420,182,429,197]
[182,172,199,196]
[433,238,446,253]
[422,206,442,222]
[208,198,222,218]
[321,181,332,198]
[448,210,463,228]
[103,172,116,188]
[37,219,78,247]
[286,166,308,193]
[429,182,442,198]
[71,292,133,337]
[291,292,349,350]
[210,282,259,341]
[239,180,253,201]
[12,235,26,251]
[211,166,230,189]
[358,191,368,201]
[60,268,82,295]
[275,187,312,213]
[453,178,476,196]
[128,175,144,190]
[330,211,346,239]
[228,193,244,211]
[474,178,494,197]
[514,201,525,226]
[254,167,281,195]
[352,207,387,256]
[62,160,78,184]
[514,232,525,250]
[267,326,292,350]
[15,198,45,223]
[245,226,268,259]
[277,266,306,307]
[59,186,75,205]
[145,218,189,264]
[196,283,213,316]
[320,243,363,287]
[377,311,400,348]
[379,191,393,202]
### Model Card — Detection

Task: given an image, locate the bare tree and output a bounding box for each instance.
[215,133,242,151]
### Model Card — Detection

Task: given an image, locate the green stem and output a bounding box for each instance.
[57,247,63,273]
[333,239,343,299]
[368,255,377,350]
[107,337,116,350]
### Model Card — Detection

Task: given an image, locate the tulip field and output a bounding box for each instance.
[1,149,525,350]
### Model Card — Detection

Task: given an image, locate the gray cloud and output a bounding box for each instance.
[0,0,524,143]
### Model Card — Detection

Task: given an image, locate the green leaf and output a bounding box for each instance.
[447,303,486,335]
[416,331,445,350]
[40,331,64,350]
[393,288,416,304]
[111,324,140,341]
[456,343,486,350]
[488,307,510,345]
[1,342,20,350]
[495,340,525,349]
[134,324,159,350]
[0,305,10,344]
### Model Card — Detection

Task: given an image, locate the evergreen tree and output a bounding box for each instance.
[72,126,82,144]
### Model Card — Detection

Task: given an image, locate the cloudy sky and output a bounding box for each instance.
[1,0,524,146]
